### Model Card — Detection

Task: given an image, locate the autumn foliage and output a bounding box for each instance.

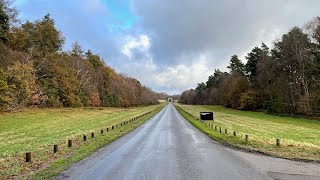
[0,5,162,110]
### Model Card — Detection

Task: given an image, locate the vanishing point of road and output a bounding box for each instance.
[57,103,320,180]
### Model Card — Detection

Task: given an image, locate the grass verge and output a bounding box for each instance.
[175,104,320,162]
[0,104,165,179]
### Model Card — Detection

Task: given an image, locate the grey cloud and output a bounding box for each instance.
[132,0,320,65]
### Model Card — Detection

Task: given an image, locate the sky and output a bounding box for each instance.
[14,0,320,95]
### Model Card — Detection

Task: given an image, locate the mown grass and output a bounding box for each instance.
[0,104,165,179]
[175,104,320,161]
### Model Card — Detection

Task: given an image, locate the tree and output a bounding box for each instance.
[0,3,9,44]
[206,69,227,88]
[273,27,313,112]
[71,42,83,57]
[9,14,65,57]
[245,46,263,85]
[227,55,245,74]
[86,50,104,69]
[0,11,161,110]
[0,69,11,108]
[0,0,19,26]
[5,62,39,108]
[223,72,249,108]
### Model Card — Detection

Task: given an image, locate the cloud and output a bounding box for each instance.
[16,0,320,94]
[121,35,151,60]
[131,0,320,64]
[114,34,218,94]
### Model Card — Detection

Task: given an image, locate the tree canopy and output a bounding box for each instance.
[0,9,163,110]
[180,18,320,118]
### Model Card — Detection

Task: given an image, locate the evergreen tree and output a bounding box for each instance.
[227,55,245,74]
[0,3,9,44]
[245,46,262,85]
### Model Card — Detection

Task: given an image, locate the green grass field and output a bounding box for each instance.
[175,104,320,161]
[0,104,165,178]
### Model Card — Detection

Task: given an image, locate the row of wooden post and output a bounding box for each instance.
[24,109,158,163]
[179,107,282,148]
[210,123,281,147]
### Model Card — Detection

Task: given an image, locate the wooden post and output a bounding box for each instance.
[26,152,31,162]
[245,135,249,141]
[91,132,95,138]
[83,135,87,141]
[211,124,213,128]
[101,129,104,134]
[112,126,114,130]
[54,145,58,153]
[233,131,236,136]
[276,139,280,147]
[106,127,109,132]
[219,127,222,133]
[225,129,228,134]
[68,139,72,147]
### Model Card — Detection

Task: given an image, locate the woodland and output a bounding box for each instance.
[180,17,320,117]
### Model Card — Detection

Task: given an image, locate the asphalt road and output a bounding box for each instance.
[57,103,320,180]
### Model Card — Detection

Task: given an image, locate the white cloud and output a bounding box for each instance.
[114,47,216,94]
[154,55,211,89]
[121,35,151,60]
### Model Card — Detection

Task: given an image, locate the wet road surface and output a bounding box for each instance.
[56,103,320,180]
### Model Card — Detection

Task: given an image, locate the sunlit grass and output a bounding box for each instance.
[175,103,320,161]
[0,105,162,157]
[0,104,165,178]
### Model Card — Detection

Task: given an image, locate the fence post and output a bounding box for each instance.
[54,145,58,153]
[276,139,280,147]
[83,135,87,141]
[219,127,222,133]
[91,132,95,138]
[245,135,249,141]
[68,139,72,147]
[101,129,104,134]
[106,127,109,132]
[225,129,228,134]
[26,152,31,163]
[233,131,236,136]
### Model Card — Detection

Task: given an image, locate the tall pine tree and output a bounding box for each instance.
[0,3,9,44]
